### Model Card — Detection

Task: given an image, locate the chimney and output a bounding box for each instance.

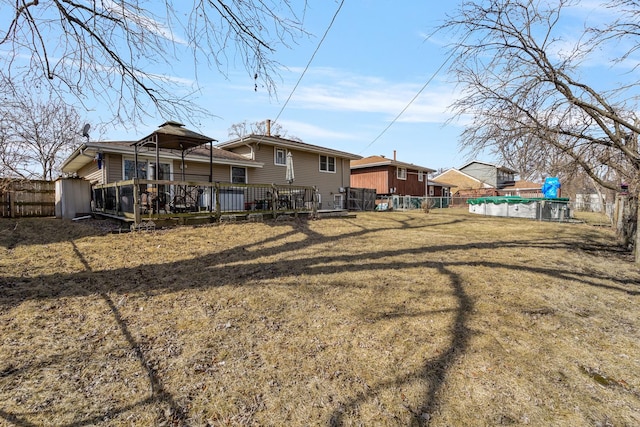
[266,119,271,136]
[393,150,396,161]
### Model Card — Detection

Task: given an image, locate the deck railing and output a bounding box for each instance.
[91,179,318,223]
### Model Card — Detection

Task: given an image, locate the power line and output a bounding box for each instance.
[358,36,457,154]
[272,0,345,126]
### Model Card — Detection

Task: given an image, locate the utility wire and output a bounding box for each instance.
[358,34,458,154]
[272,0,345,126]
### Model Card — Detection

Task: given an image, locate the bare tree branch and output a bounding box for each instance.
[0,0,308,126]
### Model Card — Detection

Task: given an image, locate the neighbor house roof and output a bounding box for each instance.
[427,179,454,188]
[500,180,542,191]
[217,134,362,160]
[459,160,518,174]
[350,155,435,173]
[432,168,492,192]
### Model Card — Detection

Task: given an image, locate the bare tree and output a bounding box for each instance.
[0,84,85,180]
[228,119,302,141]
[0,1,307,126]
[440,0,640,254]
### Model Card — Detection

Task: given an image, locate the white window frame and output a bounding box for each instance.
[231,166,247,184]
[418,171,424,182]
[397,167,407,180]
[319,155,336,173]
[274,147,286,166]
[429,186,435,196]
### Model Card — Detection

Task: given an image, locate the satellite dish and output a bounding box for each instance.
[82,123,90,139]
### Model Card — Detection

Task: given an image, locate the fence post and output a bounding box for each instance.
[9,182,15,218]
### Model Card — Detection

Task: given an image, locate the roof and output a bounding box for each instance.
[500,180,542,191]
[61,140,262,174]
[459,160,518,174]
[427,179,454,188]
[217,134,362,160]
[432,168,485,185]
[350,155,435,173]
[135,121,216,151]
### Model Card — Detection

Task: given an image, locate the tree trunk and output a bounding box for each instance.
[636,193,640,264]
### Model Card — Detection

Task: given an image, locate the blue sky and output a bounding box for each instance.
[86,1,637,172]
[98,1,467,171]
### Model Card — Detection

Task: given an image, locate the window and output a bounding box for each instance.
[418,171,424,182]
[124,159,147,180]
[319,155,336,173]
[123,159,170,180]
[397,167,407,180]
[275,148,286,165]
[429,186,435,196]
[231,167,247,184]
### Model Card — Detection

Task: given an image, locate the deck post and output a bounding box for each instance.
[215,182,221,220]
[133,178,141,225]
[312,186,318,219]
[271,183,278,217]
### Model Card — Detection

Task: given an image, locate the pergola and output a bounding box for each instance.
[132,121,217,212]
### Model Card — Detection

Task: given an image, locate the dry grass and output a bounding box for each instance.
[1,208,639,426]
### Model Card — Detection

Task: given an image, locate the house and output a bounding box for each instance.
[61,121,261,186]
[499,180,544,198]
[350,152,436,197]
[459,160,517,189]
[431,167,494,197]
[62,121,362,214]
[216,132,361,210]
[433,161,541,205]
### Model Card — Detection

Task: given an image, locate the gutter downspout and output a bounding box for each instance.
[242,139,255,160]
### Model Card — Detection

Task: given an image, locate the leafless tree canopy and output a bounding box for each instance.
[0,80,84,180]
[440,0,640,193]
[0,0,306,125]
[228,119,301,141]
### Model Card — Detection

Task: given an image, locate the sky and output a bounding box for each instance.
[96,0,469,171]
[43,0,636,173]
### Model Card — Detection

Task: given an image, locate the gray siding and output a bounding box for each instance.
[78,160,103,184]
[461,163,497,187]
[107,154,123,183]
[231,143,352,208]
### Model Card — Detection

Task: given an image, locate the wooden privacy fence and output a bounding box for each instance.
[0,180,56,218]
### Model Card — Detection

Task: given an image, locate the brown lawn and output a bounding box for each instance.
[0,209,638,426]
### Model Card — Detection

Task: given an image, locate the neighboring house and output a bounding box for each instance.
[499,180,543,198]
[432,168,494,196]
[215,133,361,210]
[433,162,544,205]
[61,122,261,185]
[459,160,517,189]
[350,153,436,197]
[427,179,454,198]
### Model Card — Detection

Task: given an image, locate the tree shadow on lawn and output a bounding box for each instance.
[0,217,637,426]
[0,217,117,250]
